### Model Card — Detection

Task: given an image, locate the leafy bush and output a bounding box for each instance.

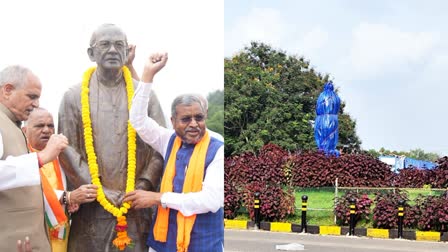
[334,191,373,226]
[395,167,430,188]
[224,155,247,219]
[256,143,289,185]
[224,143,447,225]
[290,151,394,187]
[430,156,448,188]
[224,152,257,186]
[224,143,294,220]
[416,194,448,231]
[372,190,410,229]
[290,150,337,187]
[338,154,394,187]
[224,180,241,219]
[242,182,295,222]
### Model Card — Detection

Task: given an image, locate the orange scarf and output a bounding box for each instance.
[29,145,67,239]
[153,131,210,252]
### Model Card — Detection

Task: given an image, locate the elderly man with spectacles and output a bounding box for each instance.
[124,53,224,252]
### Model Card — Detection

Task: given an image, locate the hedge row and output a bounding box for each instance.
[225,143,448,221]
[335,190,448,231]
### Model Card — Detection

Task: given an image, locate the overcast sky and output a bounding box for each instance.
[0,0,223,129]
[225,0,448,156]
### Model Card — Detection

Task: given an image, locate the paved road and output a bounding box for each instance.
[225,229,448,252]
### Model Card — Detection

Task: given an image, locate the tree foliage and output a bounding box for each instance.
[224,42,361,156]
[206,89,224,136]
[367,147,440,162]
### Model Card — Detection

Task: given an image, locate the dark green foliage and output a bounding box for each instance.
[408,148,440,162]
[224,42,361,157]
[370,147,440,162]
[206,90,224,136]
[337,104,361,153]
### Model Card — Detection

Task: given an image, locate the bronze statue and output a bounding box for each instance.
[58,24,166,252]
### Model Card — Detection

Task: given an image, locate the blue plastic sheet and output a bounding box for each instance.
[314,82,341,156]
[404,157,436,170]
[379,155,437,173]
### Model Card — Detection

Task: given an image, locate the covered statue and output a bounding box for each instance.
[314,81,340,156]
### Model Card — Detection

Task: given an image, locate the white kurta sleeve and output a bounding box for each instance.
[130,82,174,157]
[0,132,41,191]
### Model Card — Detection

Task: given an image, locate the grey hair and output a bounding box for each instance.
[0,65,32,89]
[171,94,206,117]
[23,107,50,126]
[194,93,208,110]
[89,23,128,47]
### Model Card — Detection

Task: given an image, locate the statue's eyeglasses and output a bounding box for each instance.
[92,40,126,51]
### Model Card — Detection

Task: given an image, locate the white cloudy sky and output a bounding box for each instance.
[225,0,448,156]
[0,0,223,128]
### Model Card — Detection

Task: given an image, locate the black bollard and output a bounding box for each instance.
[301,195,308,233]
[397,199,405,239]
[349,198,356,236]
[254,191,261,229]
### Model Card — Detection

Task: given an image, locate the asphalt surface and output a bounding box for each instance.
[225,229,448,252]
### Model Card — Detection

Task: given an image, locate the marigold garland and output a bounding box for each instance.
[81,66,136,250]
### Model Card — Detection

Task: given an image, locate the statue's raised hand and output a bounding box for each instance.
[126,44,136,66]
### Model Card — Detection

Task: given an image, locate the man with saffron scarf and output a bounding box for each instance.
[58,24,166,251]
[0,65,68,252]
[23,108,98,252]
[125,53,224,252]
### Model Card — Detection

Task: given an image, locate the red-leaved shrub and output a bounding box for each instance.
[243,182,295,222]
[290,151,394,187]
[334,191,373,226]
[430,156,448,188]
[224,143,295,220]
[395,167,430,188]
[416,194,448,231]
[372,190,410,229]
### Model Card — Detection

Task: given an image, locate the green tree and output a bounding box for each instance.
[206,90,224,136]
[374,147,439,162]
[407,148,440,162]
[367,149,381,158]
[224,42,361,156]
[338,102,362,153]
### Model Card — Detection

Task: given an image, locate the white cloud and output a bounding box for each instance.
[347,23,440,79]
[297,27,329,56]
[225,7,288,56]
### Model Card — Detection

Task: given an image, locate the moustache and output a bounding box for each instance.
[185,127,201,133]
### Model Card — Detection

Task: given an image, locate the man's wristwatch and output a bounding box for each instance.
[160,194,167,209]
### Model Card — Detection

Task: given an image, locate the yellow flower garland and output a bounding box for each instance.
[81,66,136,250]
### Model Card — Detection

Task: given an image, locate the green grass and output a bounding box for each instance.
[293,187,336,225]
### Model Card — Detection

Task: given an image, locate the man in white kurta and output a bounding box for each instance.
[124,53,224,251]
[0,65,68,252]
